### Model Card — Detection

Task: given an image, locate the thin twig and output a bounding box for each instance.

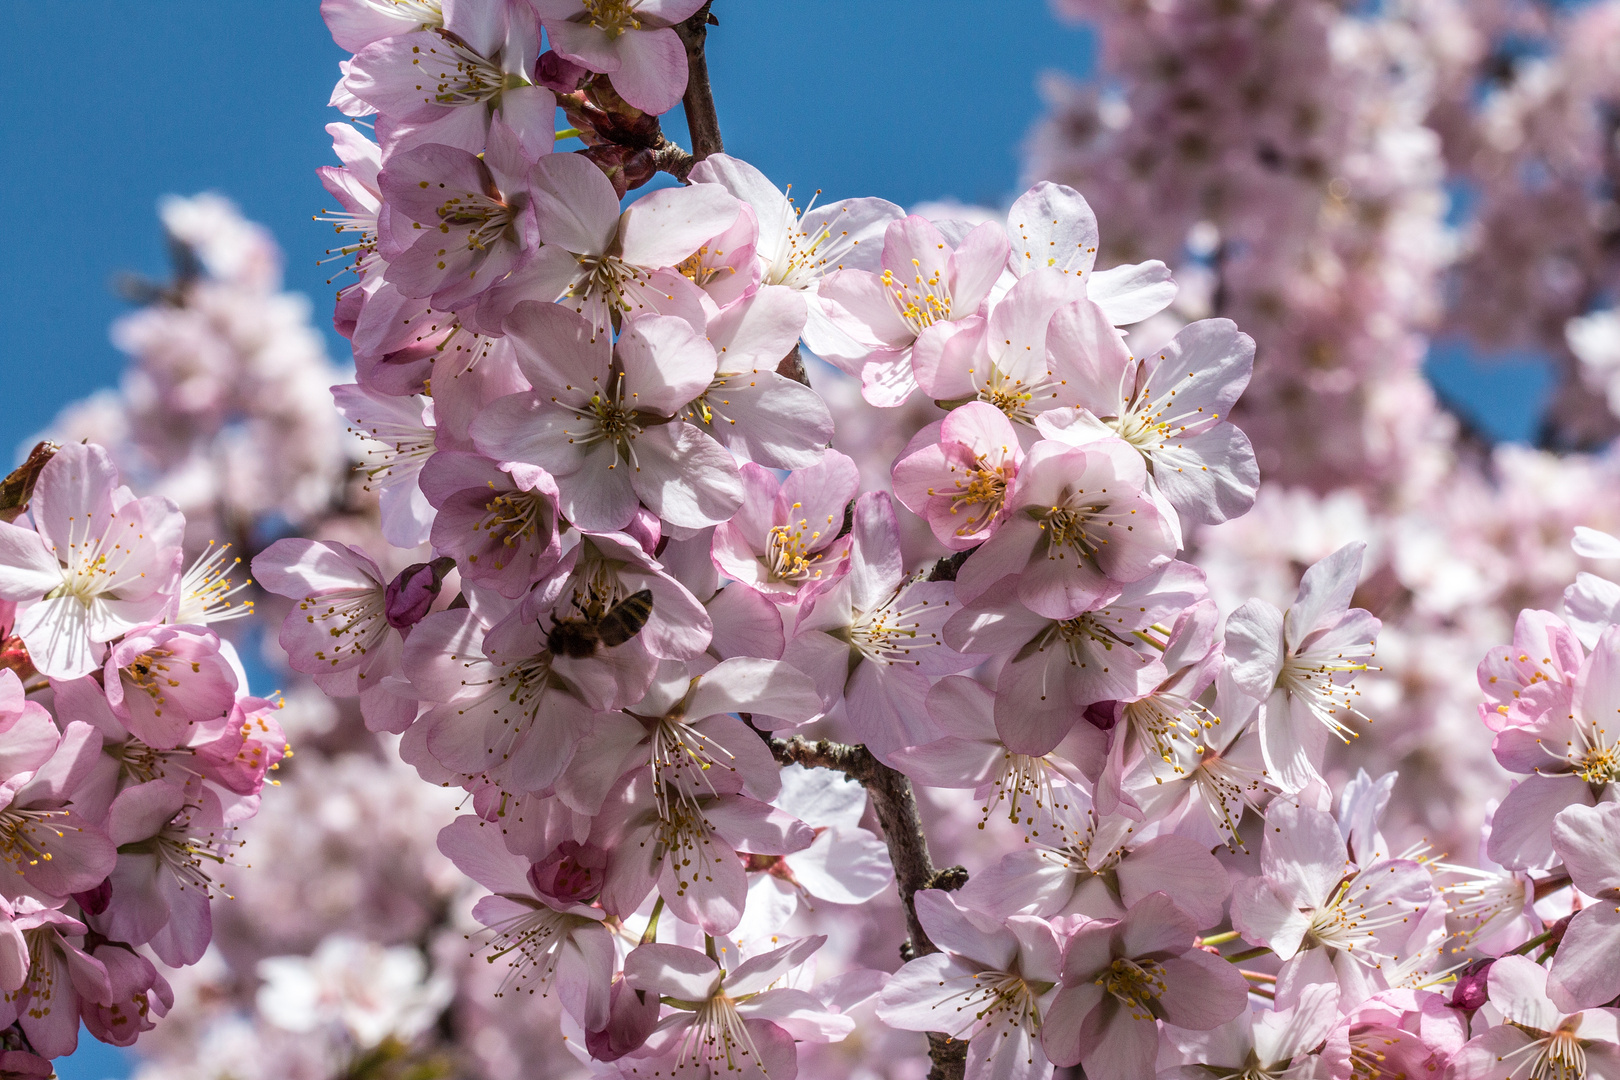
[769,735,968,1080]
[674,3,724,162]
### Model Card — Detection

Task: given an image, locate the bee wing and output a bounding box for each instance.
[596,589,654,647]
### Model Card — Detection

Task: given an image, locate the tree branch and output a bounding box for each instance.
[675,3,724,162]
[769,735,968,1080]
[777,344,811,387]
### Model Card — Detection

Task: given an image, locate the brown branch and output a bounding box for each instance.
[769,735,968,1080]
[675,3,724,162]
[776,344,811,387]
[648,136,695,182]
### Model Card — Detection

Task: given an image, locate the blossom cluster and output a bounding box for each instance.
[0,443,285,1069]
[12,1,1620,1078]
[148,1,1610,1078]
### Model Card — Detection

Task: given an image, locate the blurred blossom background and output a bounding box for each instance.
[7,0,1620,1077]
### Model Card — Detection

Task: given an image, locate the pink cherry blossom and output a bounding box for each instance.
[737,765,893,937]
[819,214,1010,407]
[487,152,737,335]
[1222,542,1380,793]
[332,382,437,548]
[1476,609,1585,731]
[532,0,705,115]
[1448,957,1620,1080]
[437,815,615,1028]
[102,624,239,750]
[1230,802,1435,1008]
[957,797,1231,929]
[784,493,974,763]
[680,288,834,470]
[711,452,858,603]
[944,563,1204,755]
[0,713,115,903]
[473,304,745,531]
[595,771,812,935]
[0,444,184,680]
[252,538,412,734]
[952,436,1177,618]
[1002,183,1177,327]
[911,267,1079,422]
[893,673,1089,832]
[344,4,554,160]
[419,450,561,598]
[376,132,540,312]
[0,901,110,1057]
[688,153,903,354]
[621,935,852,1079]
[1159,983,1340,1080]
[878,891,1063,1080]
[321,0,443,53]
[400,603,622,796]
[1037,314,1259,534]
[96,783,231,967]
[892,402,1025,551]
[1545,801,1620,1011]
[1041,892,1247,1080]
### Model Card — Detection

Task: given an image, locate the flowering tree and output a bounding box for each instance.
[7,3,1620,1080]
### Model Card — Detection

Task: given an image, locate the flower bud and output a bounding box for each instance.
[1083,700,1122,731]
[625,507,662,557]
[1451,958,1493,1010]
[384,557,456,630]
[71,877,112,917]
[586,974,660,1062]
[537,50,589,93]
[527,840,608,905]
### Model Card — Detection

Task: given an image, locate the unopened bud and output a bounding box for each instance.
[625,507,661,556]
[384,556,456,629]
[586,972,660,1062]
[1451,958,1493,1010]
[537,50,589,93]
[72,877,113,917]
[1083,700,1122,731]
[579,145,657,198]
[528,840,608,904]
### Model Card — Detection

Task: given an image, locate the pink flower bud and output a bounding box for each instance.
[527,841,608,905]
[384,557,455,629]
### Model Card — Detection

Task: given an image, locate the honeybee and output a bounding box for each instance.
[544,589,654,658]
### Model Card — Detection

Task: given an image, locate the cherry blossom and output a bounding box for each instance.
[1230,802,1436,1008]
[620,935,852,1079]
[0,444,184,680]
[688,153,903,355]
[892,402,1025,551]
[711,451,858,603]
[1545,801,1620,1011]
[491,152,738,335]
[473,304,745,530]
[532,0,704,115]
[878,891,1063,1080]
[819,214,1010,407]
[952,436,1177,617]
[1041,892,1247,1080]
[1223,542,1380,793]
[1448,957,1620,1080]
